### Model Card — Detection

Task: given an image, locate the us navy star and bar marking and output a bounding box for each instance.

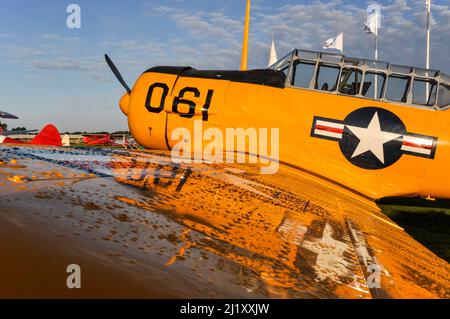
[310,107,438,170]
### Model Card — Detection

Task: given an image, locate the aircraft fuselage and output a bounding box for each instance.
[117,66,450,200]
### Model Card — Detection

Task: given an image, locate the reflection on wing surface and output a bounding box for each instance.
[0,145,448,298]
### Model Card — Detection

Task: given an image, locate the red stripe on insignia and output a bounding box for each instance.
[315,125,343,134]
[402,141,432,150]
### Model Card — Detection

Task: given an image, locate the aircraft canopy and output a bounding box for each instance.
[269,49,450,109]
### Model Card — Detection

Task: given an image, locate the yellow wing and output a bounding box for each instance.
[0,145,448,298]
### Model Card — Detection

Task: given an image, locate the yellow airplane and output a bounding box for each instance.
[105,18,450,201]
[90,0,448,298]
[0,0,448,299]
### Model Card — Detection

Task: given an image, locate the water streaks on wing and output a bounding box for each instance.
[0,145,448,298]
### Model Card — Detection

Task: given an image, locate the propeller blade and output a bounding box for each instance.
[105,54,131,94]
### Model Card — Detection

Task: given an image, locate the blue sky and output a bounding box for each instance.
[0,0,448,132]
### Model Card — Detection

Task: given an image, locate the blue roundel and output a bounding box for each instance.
[338,107,406,169]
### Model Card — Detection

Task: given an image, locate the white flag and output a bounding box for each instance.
[364,4,381,35]
[364,11,377,34]
[268,38,278,67]
[323,33,343,52]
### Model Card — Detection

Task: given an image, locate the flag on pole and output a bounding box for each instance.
[364,11,377,34]
[323,33,343,52]
[268,38,278,67]
[364,4,381,35]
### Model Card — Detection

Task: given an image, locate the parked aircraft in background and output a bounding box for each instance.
[0,124,62,146]
[0,110,62,146]
[0,110,18,120]
[112,134,140,149]
[82,134,114,146]
[0,110,36,135]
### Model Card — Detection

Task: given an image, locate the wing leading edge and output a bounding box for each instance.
[0,111,18,119]
[0,145,448,298]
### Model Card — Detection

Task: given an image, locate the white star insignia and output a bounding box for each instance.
[346,112,402,164]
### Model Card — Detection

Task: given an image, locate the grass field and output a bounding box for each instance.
[377,197,450,263]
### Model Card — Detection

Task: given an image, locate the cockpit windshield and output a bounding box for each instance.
[269,49,450,109]
[269,51,294,71]
[269,51,295,80]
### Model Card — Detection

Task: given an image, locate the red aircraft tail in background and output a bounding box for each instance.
[0,124,62,146]
[31,124,62,146]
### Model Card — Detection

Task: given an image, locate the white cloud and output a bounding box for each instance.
[41,34,81,42]
[0,44,45,58]
[148,0,449,73]
[32,58,91,71]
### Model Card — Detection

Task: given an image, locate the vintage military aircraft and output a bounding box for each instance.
[105,49,450,201]
[0,1,448,299]
[95,0,449,298]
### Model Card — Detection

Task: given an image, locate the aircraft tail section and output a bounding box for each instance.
[62,134,71,146]
[31,124,62,146]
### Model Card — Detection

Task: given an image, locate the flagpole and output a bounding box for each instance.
[240,0,251,71]
[425,0,431,98]
[426,0,431,70]
[374,11,378,98]
[374,32,378,61]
